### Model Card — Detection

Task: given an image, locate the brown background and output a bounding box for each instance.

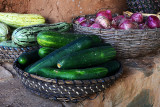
[0,0,127,23]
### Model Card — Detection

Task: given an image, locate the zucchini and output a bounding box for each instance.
[12,22,71,47]
[18,49,41,67]
[38,47,55,58]
[0,12,45,28]
[25,37,101,74]
[0,22,11,42]
[57,46,116,69]
[37,67,108,80]
[37,31,101,48]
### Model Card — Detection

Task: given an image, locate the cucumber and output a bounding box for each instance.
[25,37,101,74]
[91,43,112,47]
[98,60,120,75]
[12,22,71,47]
[37,31,102,48]
[38,47,55,58]
[37,67,108,80]
[18,49,41,67]
[57,46,116,69]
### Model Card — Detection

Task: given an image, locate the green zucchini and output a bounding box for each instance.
[12,22,71,47]
[25,37,101,74]
[18,49,41,67]
[37,31,102,48]
[57,46,116,69]
[37,67,108,80]
[38,47,55,58]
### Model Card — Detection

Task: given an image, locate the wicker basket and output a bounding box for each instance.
[13,59,123,103]
[127,0,160,14]
[72,15,160,59]
[0,46,39,63]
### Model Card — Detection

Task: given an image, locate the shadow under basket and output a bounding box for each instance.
[73,15,160,59]
[13,60,123,103]
[0,46,39,63]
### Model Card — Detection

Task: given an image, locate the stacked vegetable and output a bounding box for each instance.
[18,31,120,80]
[74,10,160,30]
[0,12,71,47]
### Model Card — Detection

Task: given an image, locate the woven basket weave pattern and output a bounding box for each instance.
[127,0,160,14]
[0,46,39,62]
[13,60,123,102]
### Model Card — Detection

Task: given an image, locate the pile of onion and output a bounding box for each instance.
[75,10,160,30]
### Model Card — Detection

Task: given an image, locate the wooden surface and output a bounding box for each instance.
[0,0,127,23]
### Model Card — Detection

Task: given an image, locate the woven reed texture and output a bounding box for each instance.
[127,0,160,14]
[72,15,160,59]
[13,60,123,103]
[0,46,39,63]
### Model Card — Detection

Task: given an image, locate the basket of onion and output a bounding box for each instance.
[72,10,160,59]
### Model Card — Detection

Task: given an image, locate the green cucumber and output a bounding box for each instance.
[98,60,120,75]
[12,22,71,47]
[37,31,101,48]
[18,49,41,67]
[38,47,55,58]
[37,67,108,80]
[57,46,116,69]
[25,37,101,74]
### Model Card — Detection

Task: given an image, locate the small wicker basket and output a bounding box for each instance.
[73,15,160,59]
[13,59,123,103]
[127,0,160,14]
[0,46,39,63]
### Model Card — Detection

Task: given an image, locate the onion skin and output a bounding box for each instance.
[105,10,112,21]
[90,23,103,29]
[80,21,92,27]
[147,15,160,29]
[118,18,138,30]
[139,23,149,29]
[112,15,125,26]
[131,13,143,23]
[75,17,86,24]
[88,18,95,24]
[96,10,112,21]
[95,16,111,29]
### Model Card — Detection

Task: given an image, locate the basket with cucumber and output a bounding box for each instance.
[13,32,123,103]
[0,12,72,62]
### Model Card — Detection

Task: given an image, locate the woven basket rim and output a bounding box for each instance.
[72,14,160,32]
[0,45,39,50]
[0,45,40,63]
[13,59,123,85]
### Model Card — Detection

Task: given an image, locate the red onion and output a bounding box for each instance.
[88,18,96,24]
[131,12,143,23]
[95,16,111,29]
[146,15,160,29]
[139,23,149,29]
[112,15,125,26]
[119,18,138,30]
[111,25,118,29]
[75,17,86,24]
[96,10,112,21]
[80,21,92,27]
[90,23,103,29]
[105,10,112,21]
